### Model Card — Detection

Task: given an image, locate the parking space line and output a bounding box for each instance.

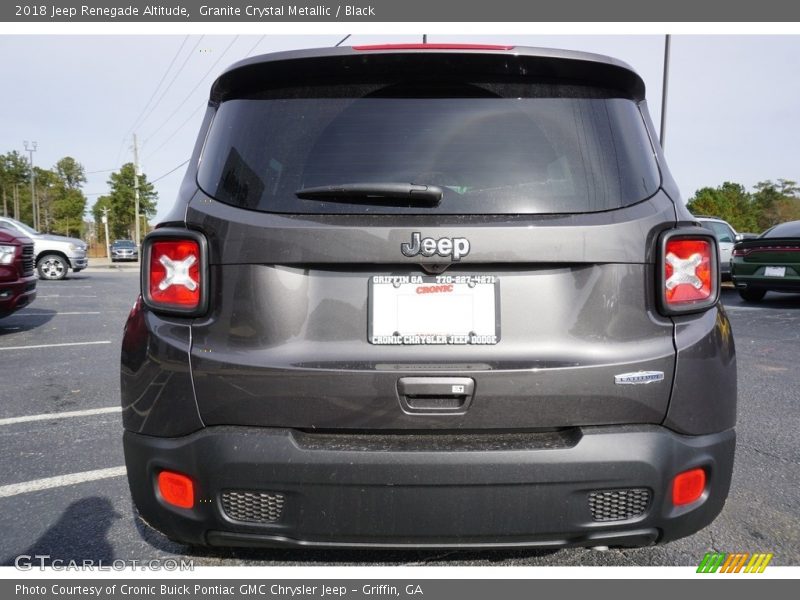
[36,295,98,298]
[0,406,121,426]
[0,466,127,498]
[0,340,111,351]
[12,311,101,317]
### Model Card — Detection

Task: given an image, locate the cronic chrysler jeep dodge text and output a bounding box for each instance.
[121,45,736,549]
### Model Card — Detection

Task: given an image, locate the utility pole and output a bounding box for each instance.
[133,133,141,248]
[24,141,38,230]
[101,206,111,259]
[660,34,671,150]
[14,183,20,220]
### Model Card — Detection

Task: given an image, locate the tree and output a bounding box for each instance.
[98,163,157,240]
[47,157,88,237]
[92,195,112,248]
[52,186,87,238]
[55,157,87,190]
[686,182,757,232]
[33,167,60,232]
[0,151,32,222]
[752,180,800,231]
[687,179,800,234]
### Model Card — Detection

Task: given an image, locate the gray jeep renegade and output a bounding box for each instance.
[121,44,736,550]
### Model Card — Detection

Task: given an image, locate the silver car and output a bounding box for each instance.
[0,217,88,280]
[111,239,139,262]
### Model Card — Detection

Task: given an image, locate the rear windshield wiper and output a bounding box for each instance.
[295,183,442,205]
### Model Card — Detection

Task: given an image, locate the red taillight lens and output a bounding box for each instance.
[672,468,706,506]
[148,239,201,309]
[157,470,194,509]
[664,238,714,305]
[732,247,748,257]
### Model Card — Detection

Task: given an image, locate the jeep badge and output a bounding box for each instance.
[401,232,470,261]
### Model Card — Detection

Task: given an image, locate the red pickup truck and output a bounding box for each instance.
[0,228,36,318]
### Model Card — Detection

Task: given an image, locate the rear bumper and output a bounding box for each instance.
[123,424,735,549]
[0,274,36,317]
[732,274,800,293]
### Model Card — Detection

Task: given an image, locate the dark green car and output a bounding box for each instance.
[732,220,800,302]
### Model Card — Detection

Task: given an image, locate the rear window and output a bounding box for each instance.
[702,221,735,243]
[197,83,660,214]
[762,221,800,238]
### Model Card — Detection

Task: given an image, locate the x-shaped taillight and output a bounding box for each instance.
[665,252,703,290]
[145,237,203,312]
[158,254,198,292]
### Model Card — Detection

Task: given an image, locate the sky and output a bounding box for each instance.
[0,34,798,225]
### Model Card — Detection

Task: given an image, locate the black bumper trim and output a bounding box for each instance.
[207,528,659,549]
[123,424,735,549]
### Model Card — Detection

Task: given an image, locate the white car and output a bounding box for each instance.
[694,216,756,280]
[0,217,88,280]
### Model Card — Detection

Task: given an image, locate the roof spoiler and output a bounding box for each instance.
[210,45,646,103]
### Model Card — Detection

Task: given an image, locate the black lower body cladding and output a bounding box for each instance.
[123,425,735,548]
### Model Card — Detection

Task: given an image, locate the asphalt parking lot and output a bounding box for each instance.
[0,269,798,567]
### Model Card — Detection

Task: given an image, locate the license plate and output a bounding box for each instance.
[764,266,786,277]
[369,275,499,345]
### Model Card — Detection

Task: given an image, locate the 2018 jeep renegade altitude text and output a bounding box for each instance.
[121,45,736,549]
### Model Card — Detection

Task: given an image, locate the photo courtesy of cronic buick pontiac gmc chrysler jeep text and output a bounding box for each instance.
[121,45,737,550]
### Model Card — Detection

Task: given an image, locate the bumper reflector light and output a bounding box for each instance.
[672,468,706,506]
[158,470,194,509]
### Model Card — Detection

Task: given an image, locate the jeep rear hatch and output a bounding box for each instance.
[185,47,677,431]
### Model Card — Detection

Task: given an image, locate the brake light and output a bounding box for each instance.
[353,44,514,51]
[157,470,194,509]
[141,230,207,315]
[149,239,200,307]
[665,238,713,304]
[672,468,706,506]
[734,244,800,257]
[659,233,719,315]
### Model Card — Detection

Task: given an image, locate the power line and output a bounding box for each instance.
[114,36,203,167]
[143,35,267,162]
[244,35,266,57]
[136,35,205,142]
[85,168,117,174]
[150,159,190,184]
[126,35,190,136]
[143,35,239,147]
[85,158,189,198]
[143,103,205,162]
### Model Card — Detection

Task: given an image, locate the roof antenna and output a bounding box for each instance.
[659,34,671,150]
[335,34,351,47]
[423,34,427,44]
